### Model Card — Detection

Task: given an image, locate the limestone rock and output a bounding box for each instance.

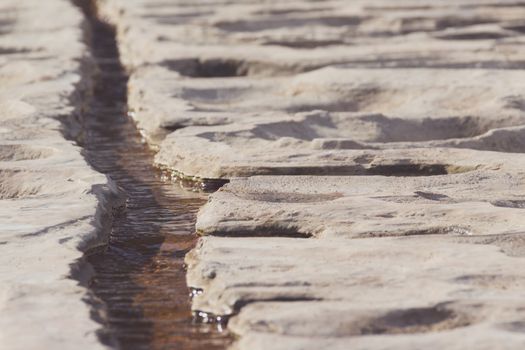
[95,0,525,349]
[196,172,525,238]
[153,66,525,177]
[187,236,525,349]
[97,0,525,154]
[0,1,118,349]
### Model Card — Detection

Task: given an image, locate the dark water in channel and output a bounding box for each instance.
[75,1,231,349]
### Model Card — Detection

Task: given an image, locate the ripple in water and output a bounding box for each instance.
[75,1,232,348]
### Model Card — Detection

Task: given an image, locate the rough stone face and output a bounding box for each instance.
[156,118,525,179]
[151,65,525,176]
[186,236,525,349]
[0,1,118,349]
[96,0,525,179]
[189,173,525,348]
[95,0,525,349]
[196,172,525,238]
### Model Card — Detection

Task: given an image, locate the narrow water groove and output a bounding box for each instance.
[75,1,231,349]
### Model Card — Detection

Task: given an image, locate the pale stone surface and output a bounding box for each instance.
[0,1,117,349]
[96,0,525,179]
[156,109,525,179]
[151,65,525,177]
[196,171,525,238]
[190,173,525,348]
[95,0,525,349]
[187,236,525,349]
[98,0,523,143]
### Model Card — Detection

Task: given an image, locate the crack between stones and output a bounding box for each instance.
[65,0,233,348]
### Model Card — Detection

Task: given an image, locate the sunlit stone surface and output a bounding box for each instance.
[5,0,525,348]
[95,0,525,349]
[0,1,118,349]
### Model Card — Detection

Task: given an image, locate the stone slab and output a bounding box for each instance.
[152,66,525,179]
[196,171,525,238]
[0,1,118,349]
[95,1,525,349]
[97,0,525,151]
[187,235,525,349]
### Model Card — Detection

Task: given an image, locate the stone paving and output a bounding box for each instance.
[0,0,120,349]
[97,0,525,348]
[5,0,525,349]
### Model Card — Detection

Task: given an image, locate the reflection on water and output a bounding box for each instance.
[77,1,231,348]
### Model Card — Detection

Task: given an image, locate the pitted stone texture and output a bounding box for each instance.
[99,0,525,70]
[186,236,525,349]
[96,1,525,349]
[153,65,525,178]
[151,66,525,171]
[0,1,117,349]
[196,169,525,238]
[157,129,521,179]
[231,322,525,350]
[97,0,525,152]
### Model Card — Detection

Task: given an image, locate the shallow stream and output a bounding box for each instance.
[76,1,231,348]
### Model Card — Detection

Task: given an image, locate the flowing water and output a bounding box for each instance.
[75,1,231,348]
